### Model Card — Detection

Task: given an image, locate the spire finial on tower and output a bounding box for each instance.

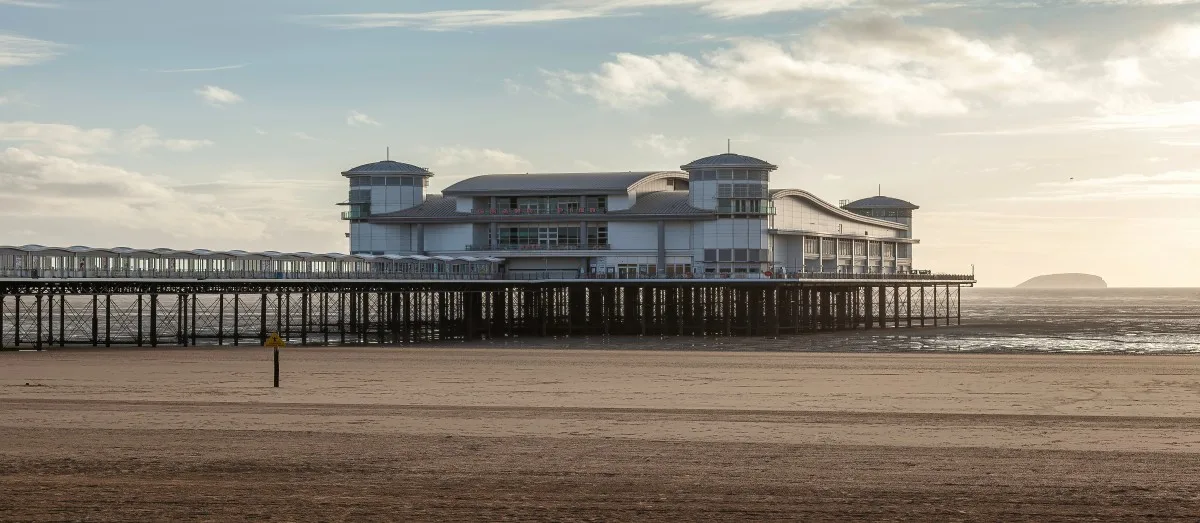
[727,138,731,154]
[878,184,881,196]
[386,147,390,161]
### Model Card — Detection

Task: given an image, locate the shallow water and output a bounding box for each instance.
[915,288,1200,354]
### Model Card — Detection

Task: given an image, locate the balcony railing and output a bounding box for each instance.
[466,243,612,251]
[341,208,370,220]
[472,207,607,216]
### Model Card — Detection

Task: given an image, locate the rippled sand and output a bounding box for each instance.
[2,347,1200,521]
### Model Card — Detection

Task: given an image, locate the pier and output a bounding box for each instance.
[0,276,971,349]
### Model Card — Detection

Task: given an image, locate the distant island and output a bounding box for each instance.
[1015,273,1108,289]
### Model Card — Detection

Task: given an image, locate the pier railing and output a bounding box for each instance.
[1,268,974,282]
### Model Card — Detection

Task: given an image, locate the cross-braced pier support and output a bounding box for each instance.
[0,280,968,349]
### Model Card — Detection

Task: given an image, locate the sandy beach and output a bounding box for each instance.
[2,347,1200,521]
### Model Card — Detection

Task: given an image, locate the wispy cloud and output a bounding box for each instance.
[1007,171,1200,201]
[947,101,1200,135]
[156,64,248,73]
[346,110,382,127]
[309,8,614,30]
[122,125,214,153]
[634,133,690,156]
[194,85,243,107]
[0,121,213,156]
[0,0,60,7]
[290,131,317,141]
[0,33,64,68]
[306,0,873,31]
[430,146,532,173]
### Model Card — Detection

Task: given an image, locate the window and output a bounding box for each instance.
[584,196,607,211]
[734,170,748,181]
[718,249,732,262]
[822,239,836,254]
[718,170,733,180]
[401,176,416,187]
[371,176,385,186]
[665,264,692,275]
[385,177,401,186]
[704,249,717,262]
[838,240,851,256]
[587,225,608,245]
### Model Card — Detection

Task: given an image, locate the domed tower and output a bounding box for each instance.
[841,196,919,238]
[680,153,778,210]
[680,153,778,275]
[339,159,433,255]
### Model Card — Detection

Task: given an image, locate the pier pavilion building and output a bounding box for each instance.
[341,152,919,278]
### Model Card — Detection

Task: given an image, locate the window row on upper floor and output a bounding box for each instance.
[689,169,771,182]
[349,176,430,187]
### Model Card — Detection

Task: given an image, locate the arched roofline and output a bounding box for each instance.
[626,171,689,193]
[771,189,909,229]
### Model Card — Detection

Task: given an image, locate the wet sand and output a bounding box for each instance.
[2,347,1200,521]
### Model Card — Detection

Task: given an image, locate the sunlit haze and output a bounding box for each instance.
[2,0,1198,287]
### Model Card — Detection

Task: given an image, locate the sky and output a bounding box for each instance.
[1,0,1198,287]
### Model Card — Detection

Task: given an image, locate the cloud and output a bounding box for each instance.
[194,85,243,106]
[122,125,214,152]
[948,100,1200,134]
[0,33,63,68]
[308,0,924,31]
[290,131,318,141]
[0,0,59,7]
[155,64,248,73]
[431,146,532,173]
[309,8,614,30]
[546,15,1084,122]
[0,147,346,249]
[254,127,268,135]
[0,121,212,156]
[634,133,691,156]
[346,110,382,127]
[1007,170,1200,201]
[822,173,844,180]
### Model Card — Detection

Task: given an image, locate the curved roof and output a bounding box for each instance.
[442,171,684,196]
[681,153,778,171]
[341,160,432,176]
[843,196,919,210]
[770,189,909,229]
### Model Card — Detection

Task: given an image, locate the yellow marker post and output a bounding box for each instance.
[265,333,285,387]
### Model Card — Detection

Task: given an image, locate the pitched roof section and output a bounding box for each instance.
[611,191,712,216]
[681,153,778,171]
[371,195,464,218]
[843,196,920,210]
[442,171,679,196]
[342,160,432,176]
